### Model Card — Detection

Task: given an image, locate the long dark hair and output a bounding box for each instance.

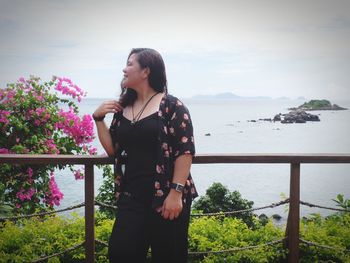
[119,48,168,107]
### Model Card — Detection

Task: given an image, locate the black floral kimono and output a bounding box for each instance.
[109,93,198,210]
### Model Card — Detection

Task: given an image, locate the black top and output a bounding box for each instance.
[115,111,158,204]
[110,94,198,210]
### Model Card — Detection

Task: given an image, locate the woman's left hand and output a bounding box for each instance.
[161,190,183,220]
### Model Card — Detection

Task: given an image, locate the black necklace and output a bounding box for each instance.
[131,92,159,125]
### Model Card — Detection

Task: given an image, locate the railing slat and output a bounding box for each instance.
[85,164,95,263]
[287,162,300,262]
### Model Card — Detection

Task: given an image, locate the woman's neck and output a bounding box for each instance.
[135,86,159,104]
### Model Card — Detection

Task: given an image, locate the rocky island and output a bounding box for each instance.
[259,100,347,124]
[288,99,347,111]
[273,110,320,124]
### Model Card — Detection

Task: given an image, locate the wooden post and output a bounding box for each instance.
[84,164,95,263]
[286,162,300,262]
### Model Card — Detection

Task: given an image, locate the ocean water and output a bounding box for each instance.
[55,97,350,221]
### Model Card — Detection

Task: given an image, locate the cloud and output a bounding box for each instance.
[0,0,350,99]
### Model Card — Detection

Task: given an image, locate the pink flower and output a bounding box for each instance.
[181,136,188,143]
[156,165,164,174]
[88,147,97,155]
[156,190,164,197]
[183,113,189,120]
[44,139,59,154]
[162,143,168,150]
[73,169,84,180]
[45,172,64,207]
[155,181,160,189]
[7,90,15,99]
[56,109,94,145]
[0,148,11,154]
[16,187,36,201]
[0,110,10,125]
[54,77,86,101]
[115,175,121,186]
[27,167,33,178]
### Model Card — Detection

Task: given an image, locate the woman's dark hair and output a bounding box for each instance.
[119,48,168,107]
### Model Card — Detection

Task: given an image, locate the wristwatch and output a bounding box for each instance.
[170,182,185,193]
[92,113,105,122]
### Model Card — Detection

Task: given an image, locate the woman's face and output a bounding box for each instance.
[122,53,148,89]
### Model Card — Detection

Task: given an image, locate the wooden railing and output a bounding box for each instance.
[1,153,350,263]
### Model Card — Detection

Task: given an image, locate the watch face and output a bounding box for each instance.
[172,183,184,192]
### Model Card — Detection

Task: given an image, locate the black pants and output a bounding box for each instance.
[108,193,192,263]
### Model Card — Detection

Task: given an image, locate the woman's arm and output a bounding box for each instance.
[95,120,116,156]
[161,154,193,220]
[93,100,122,156]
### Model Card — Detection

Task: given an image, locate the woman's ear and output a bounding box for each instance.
[142,67,150,79]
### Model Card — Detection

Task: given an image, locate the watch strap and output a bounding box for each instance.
[170,182,185,192]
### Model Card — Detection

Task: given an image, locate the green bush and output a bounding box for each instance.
[1,212,350,262]
[188,216,287,262]
[192,182,255,227]
[1,192,350,262]
[0,212,114,263]
[299,213,350,262]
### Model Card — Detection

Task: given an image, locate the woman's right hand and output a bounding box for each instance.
[93,100,123,120]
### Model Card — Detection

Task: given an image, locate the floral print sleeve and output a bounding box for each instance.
[168,99,195,159]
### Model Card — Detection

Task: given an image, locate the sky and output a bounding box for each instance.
[0,0,349,100]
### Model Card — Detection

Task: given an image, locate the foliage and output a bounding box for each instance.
[0,212,114,263]
[188,216,287,262]
[332,194,350,211]
[0,76,97,215]
[300,99,331,109]
[1,196,350,262]
[299,213,350,262]
[192,182,255,227]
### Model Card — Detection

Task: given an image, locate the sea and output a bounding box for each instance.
[55,97,350,223]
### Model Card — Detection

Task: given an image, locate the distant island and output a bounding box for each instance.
[189,92,295,100]
[288,99,347,111]
[189,92,310,101]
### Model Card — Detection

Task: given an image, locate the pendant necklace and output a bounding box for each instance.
[131,92,159,125]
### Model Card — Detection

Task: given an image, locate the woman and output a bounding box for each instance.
[93,48,198,262]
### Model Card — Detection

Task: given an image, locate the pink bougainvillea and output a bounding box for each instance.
[45,172,64,207]
[0,76,97,213]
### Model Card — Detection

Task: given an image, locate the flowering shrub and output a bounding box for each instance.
[0,76,96,214]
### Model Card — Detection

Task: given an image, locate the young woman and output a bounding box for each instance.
[93,48,198,262]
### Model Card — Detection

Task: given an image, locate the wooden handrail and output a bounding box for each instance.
[1,153,350,164]
[1,153,350,262]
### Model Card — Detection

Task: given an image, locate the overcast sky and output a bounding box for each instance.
[1,0,349,100]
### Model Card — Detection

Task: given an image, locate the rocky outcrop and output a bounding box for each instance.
[280,110,320,124]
